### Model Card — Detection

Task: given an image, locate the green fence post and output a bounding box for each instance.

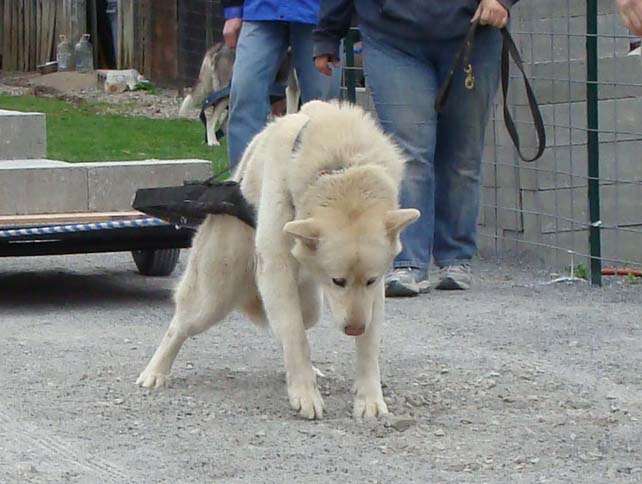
[344,29,356,104]
[586,0,602,286]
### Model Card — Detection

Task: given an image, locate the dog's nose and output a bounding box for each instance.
[344,324,365,336]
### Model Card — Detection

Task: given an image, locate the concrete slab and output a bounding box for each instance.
[79,159,213,212]
[1,159,213,216]
[0,109,47,160]
[0,159,70,169]
[0,165,88,216]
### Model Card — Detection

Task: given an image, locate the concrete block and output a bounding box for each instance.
[81,159,213,211]
[520,190,542,240]
[600,139,642,182]
[540,230,591,268]
[537,186,589,233]
[512,0,617,22]
[533,143,589,190]
[530,139,642,190]
[0,162,88,215]
[0,109,47,160]
[601,224,642,265]
[515,14,629,63]
[497,187,523,232]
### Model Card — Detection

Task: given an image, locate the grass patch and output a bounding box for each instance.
[0,94,228,172]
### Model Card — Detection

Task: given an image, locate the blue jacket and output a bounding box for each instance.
[223,0,319,25]
[313,0,518,58]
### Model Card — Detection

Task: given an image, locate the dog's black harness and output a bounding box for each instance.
[133,115,310,230]
[133,175,256,230]
[435,20,546,162]
[199,81,288,144]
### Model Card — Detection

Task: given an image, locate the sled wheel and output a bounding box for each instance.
[132,248,180,276]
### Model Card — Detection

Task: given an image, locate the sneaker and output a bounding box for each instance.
[435,263,472,290]
[385,267,430,297]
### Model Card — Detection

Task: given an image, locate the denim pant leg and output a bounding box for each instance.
[227,21,288,169]
[360,27,438,272]
[289,22,341,101]
[432,27,502,266]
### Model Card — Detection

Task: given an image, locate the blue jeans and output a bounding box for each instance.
[227,21,341,168]
[360,25,502,271]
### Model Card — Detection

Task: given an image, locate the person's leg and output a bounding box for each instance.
[431,27,502,288]
[227,21,288,169]
[360,25,438,296]
[289,22,341,101]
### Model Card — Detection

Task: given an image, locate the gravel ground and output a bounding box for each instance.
[0,71,186,119]
[1,252,641,484]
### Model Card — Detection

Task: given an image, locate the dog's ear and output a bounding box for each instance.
[283,218,321,250]
[384,209,420,238]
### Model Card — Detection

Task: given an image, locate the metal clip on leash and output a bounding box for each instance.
[434,19,546,162]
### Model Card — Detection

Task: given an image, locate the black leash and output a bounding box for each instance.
[434,20,546,162]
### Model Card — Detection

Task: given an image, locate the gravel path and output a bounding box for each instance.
[1,252,641,483]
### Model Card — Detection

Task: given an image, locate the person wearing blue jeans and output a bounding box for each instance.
[313,0,517,296]
[222,0,341,169]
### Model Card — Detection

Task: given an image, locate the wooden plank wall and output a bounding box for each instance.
[116,0,132,68]
[177,0,224,87]
[1,0,79,71]
[149,0,178,86]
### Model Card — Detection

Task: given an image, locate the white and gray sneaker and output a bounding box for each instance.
[385,267,431,297]
[435,263,472,290]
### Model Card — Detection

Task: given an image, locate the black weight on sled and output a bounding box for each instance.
[132,179,256,229]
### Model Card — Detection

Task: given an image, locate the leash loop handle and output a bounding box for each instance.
[434,20,546,162]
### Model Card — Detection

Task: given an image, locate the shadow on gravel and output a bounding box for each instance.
[0,270,172,308]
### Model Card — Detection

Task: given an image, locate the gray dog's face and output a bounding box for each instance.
[284,208,419,336]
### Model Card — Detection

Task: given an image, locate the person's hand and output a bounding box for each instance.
[617,0,642,37]
[471,0,509,29]
[314,54,340,76]
[223,18,243,48]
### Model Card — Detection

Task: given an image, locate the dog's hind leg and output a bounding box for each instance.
[285,70,300,114]
[136,216,255,388]
[206,98,229,146]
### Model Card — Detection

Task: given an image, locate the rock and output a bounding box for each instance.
[404,395,425,407]
[15,462,37,475]
[383,416,416,432]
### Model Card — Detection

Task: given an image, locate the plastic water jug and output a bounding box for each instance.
[74,34,94,72]
[56,35,74,71]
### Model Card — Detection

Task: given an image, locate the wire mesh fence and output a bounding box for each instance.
[343,1,642,285]
[480,0,642,285]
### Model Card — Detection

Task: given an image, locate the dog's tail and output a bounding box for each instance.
[178,94,196,117]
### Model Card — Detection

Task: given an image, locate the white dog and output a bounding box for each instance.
[137,101,419,419]
[179,42,300,146]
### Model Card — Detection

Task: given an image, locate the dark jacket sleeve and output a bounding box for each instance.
[312,0,355,59]
[498,0,519,11]
[222,0,243,18]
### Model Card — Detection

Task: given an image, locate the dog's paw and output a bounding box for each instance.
[136,371,170,389]
[288,380,324,419]
[353,394,389,419]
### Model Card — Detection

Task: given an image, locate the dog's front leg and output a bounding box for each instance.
[353,282,389,418]
[256,253,324,419]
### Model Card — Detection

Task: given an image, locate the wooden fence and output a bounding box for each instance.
[1,0,223,87]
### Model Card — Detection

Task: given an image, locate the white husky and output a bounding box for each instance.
[136,101,419,419]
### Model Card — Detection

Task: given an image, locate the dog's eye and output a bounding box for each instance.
[366,277,377,286]
[332,278,347,288]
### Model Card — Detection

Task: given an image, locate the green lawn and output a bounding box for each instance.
[0,94,228,172]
